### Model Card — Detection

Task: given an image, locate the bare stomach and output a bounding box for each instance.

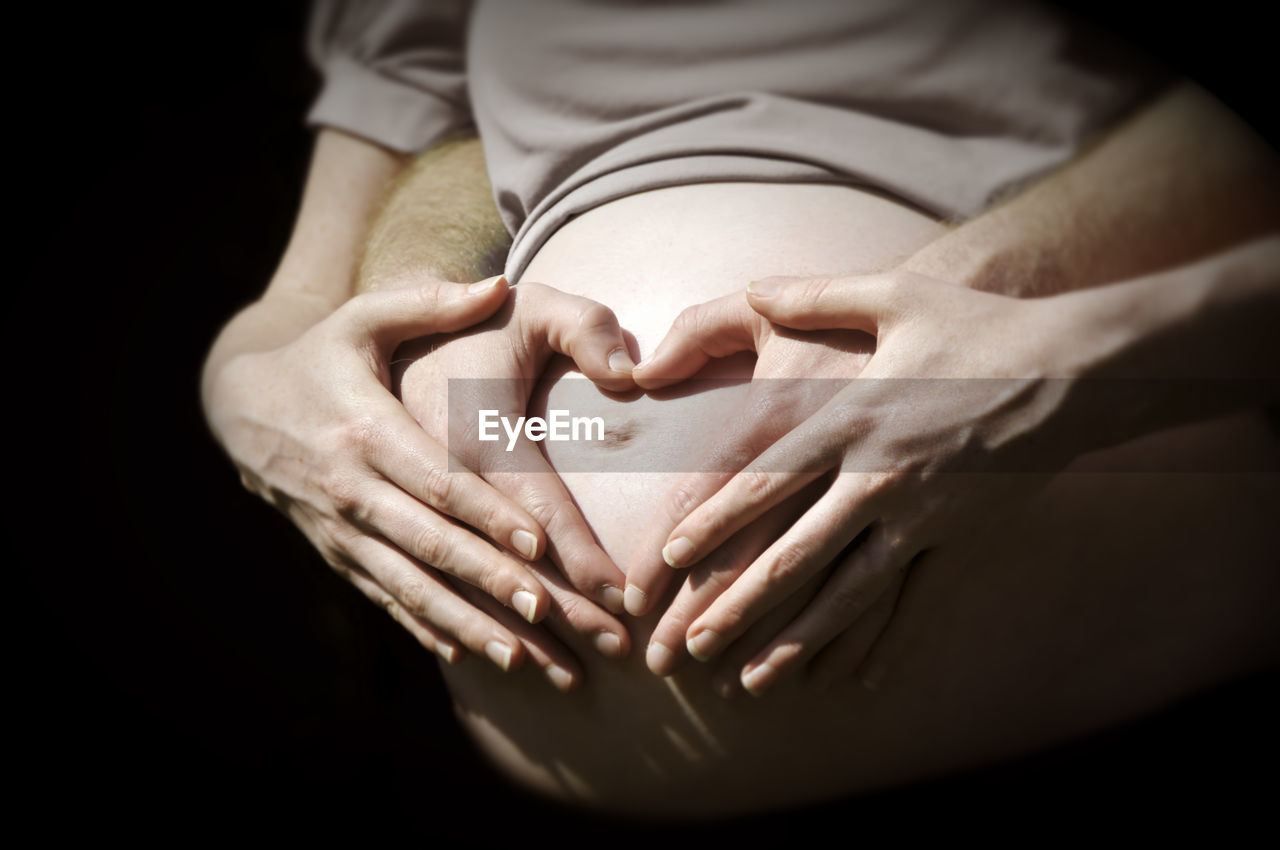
[429,183,1280,817]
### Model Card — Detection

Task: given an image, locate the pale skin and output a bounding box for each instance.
[204,79,1278,705]
[356,136,644,687]
[202,130,638,691]
[637,244,1280,696]
[622,80,1280,694]
[420,181,1278,815]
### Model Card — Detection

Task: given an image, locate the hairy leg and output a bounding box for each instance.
[357,136,512,292]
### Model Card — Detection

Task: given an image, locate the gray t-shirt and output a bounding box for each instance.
[307,0,1167,282]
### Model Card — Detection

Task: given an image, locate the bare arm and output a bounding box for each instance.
[201,129,601,675]
[625,80,1280,668]
[646,234,1280,695]
[903,81,1280,296]
[202,129,405,403]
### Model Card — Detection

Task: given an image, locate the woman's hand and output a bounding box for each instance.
[649,271,1081,694]
[397,281,642,688]
[625,290,873,685]
[205,278,633,690]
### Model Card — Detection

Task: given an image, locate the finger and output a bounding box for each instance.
[684,476,881,663]
[623,459,766,616]
[631,292,762,389]
[644,511,787,676]
[623,468,750,619]
[745,273,907,334]
[709,564,832,699]
[452,578,585,693]
[624,489,697,618]
[739,526,909,696]
[343,565,464,665]
[487,463,629,616]
[353,480,551,623]
[661,427,840,571]
[846,545,933,693]
[625,379,840,614]
[522,556,631,661]
[359,399,551,605]
[347,534,526,673]
[449,376,630,617]
[809,569,908,694]
[515,282,637,392]
[338,275,512,349]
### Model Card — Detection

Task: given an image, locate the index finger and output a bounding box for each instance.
[486,452,629,616]
[339,276,511,352]
[631,292,762,389]
[660,405,843,574]
[623,377,818,615]
[362,397,553,616]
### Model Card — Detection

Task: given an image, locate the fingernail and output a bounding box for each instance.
[686,628,722,661]
[646,642,676,676]
[546,664,576,693]
[594,631,623,658]
[485,641,513,672]
[437,644,460,665]
[467,275,506,294]
[741,662,777,696]
[633,353,653,371]
[510,529,539,561]
[623,584,648,615]
[746,278,781,298]
[601,584,625,614]
[662,537,695,568]
[511,589,539,623]
[608,348,635,374]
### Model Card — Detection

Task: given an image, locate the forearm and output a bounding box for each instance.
[904,82,1280,296]
[201,129,406,416]
[356,136,511,293]
[1053,236,1280,451]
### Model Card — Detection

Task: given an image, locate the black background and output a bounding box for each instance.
[9,3,1277,843]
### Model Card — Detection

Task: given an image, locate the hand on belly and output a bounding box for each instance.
[414,182,945,692]
[399,184,1279,815]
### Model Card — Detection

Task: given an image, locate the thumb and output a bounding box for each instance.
[513,282,637,393]
[631,292,761,389]
[745,273,904,334]
[340,275,511,348]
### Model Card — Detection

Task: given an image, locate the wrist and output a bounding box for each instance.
[1042,269,1207,453]
[898,229,986,287]
[987,295,1109,468]
[902,221,1058,296]
[200,290,338,417]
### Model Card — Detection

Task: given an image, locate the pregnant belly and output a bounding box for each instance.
[440,184,950,815]
[434,183,1280,817]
